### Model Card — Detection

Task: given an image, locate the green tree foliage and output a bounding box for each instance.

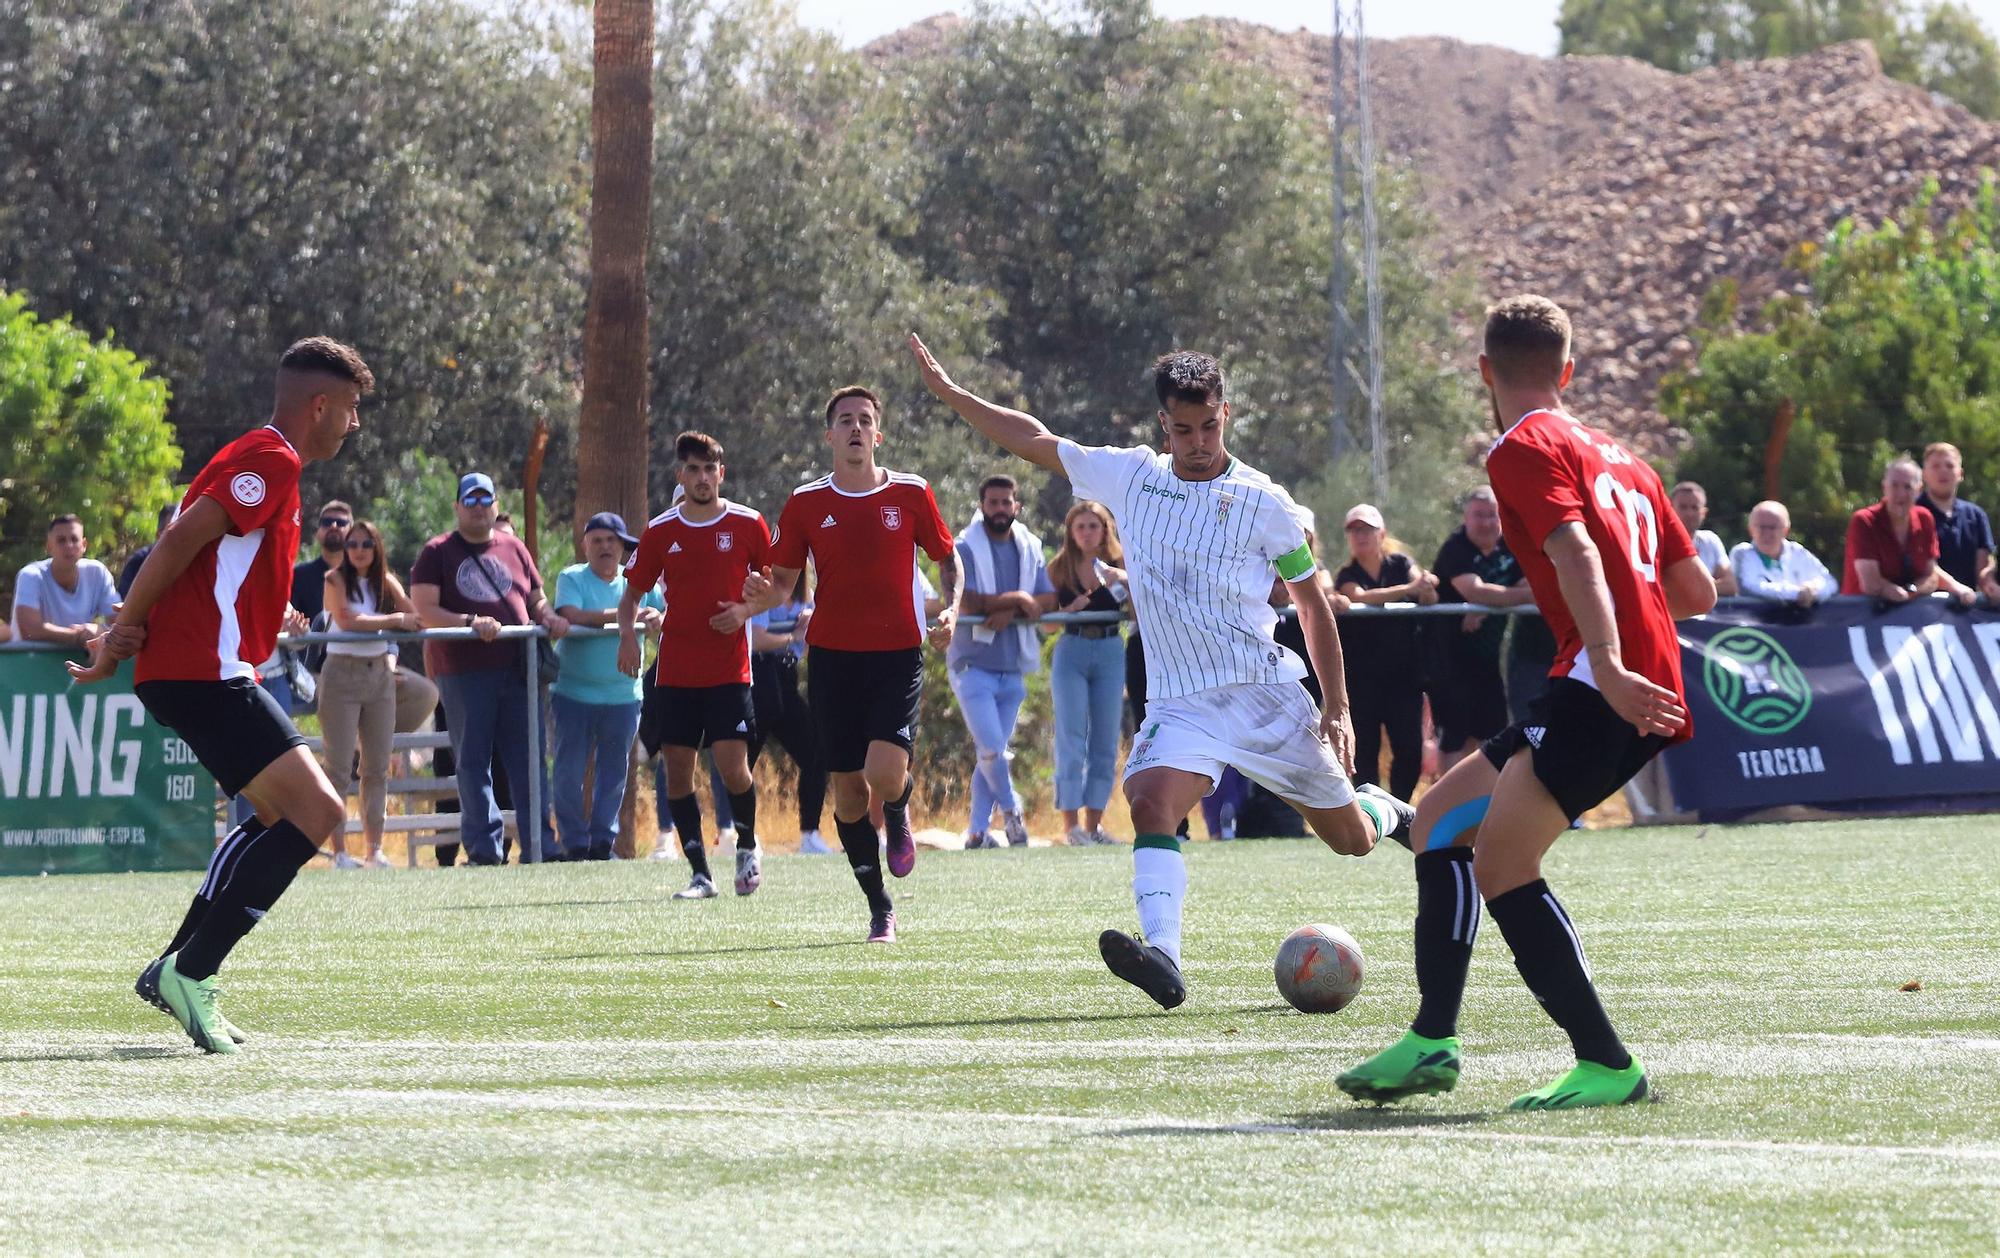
[0,0,589,516]
[1558,0,2000,118]
[901,0,1483,550]
[1664,176,2000,556]
[0,291,180,603]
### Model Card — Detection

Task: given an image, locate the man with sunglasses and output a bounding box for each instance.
[411,472,570,864]
[291,499,353,621]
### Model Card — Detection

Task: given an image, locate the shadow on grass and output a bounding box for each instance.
[0,1045,184,1063]
[827,1006,1278,1033]
[436,898,656,912]
[546,940,865,962]
[1108,1109,1491,1138]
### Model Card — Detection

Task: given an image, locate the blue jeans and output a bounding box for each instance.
[551,694,641,859]
[1050,633,1124,812]
[437,666,556,863]
[227,668,295,829]
[948,664,1027,833]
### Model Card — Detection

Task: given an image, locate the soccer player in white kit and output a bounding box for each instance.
[911,334,1413,1007]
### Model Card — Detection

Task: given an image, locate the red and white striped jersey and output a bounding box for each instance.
[135,426,304,684]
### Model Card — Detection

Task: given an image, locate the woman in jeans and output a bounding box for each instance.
[1332,504,1436,801]
[1046,500,1128,847]
[320,519,432,868]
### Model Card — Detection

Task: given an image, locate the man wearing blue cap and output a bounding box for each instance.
[550,512,663,859]
[411,472,570,863]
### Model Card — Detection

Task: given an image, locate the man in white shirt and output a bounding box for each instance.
[910,333,1412,1010]
[12,514,119,647]
[1670,481,1738,597]
[1729,500,1837,607]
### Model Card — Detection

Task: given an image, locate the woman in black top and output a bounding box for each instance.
[1048,501,1129,846]
[1333,504,1436,800]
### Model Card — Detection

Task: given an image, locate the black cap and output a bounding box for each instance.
[583,511,638,548]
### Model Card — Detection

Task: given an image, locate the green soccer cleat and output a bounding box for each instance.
[156,953,240,1056]
[138,956,246,1044]
[1507,1056,1651,1111]
[1335,1030,1461,1104]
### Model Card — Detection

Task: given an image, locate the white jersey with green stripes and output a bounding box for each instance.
[1056,438,1318,702]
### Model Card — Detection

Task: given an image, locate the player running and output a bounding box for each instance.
[70,337,374,1055]
[1337,295,1717,1111]
[910,334,1414,1009]
[741,386,960,943]
[619,432,774,900]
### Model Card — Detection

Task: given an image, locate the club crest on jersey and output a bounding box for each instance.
[229,471,267,507]
[881,505,903,530]
[716,532,734,552]
[1215,491,1236,523]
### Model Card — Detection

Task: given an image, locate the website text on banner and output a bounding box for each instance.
[0,650,217,875]
[1665,600,2000,816]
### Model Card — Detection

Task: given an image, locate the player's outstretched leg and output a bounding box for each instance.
[139,816,270,1043]
[1298,785,1413,857]
[1476,749,1649,1110]
[1338,750,1498,1103]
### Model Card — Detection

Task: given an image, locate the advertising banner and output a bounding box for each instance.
[1663,600,2000,816]
[0,649,216,874]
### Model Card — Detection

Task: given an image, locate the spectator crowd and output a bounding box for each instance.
[7,441,1997,858]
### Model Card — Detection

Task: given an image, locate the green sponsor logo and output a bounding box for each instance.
[1702,626,1812,735]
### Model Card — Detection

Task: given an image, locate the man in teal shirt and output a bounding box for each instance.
[551,512,663,859]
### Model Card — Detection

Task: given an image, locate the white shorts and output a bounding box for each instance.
[1124,682,1355,811]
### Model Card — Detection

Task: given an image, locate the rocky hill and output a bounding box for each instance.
[870,18,2000,454]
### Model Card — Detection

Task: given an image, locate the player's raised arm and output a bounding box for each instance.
[1541,522,1684,737]
[908,333,1065,474]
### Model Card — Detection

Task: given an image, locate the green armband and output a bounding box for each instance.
[1275,542,1316,582]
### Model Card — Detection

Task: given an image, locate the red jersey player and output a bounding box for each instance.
[69,337,375,1055]
[741,385,960,942]
[618,432,773,900]
[1338,296,1717,1111]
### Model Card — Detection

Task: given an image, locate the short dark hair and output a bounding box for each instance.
[676,431,725,464]
[1152,351,1225,408]
[824,385,882,425]
[979,474,1018,499]
[279,336,376,393]
[1482,295,1571,387]
[318,498,353,520]
[47,513,81,534]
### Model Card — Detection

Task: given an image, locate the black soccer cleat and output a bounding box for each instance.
[1099,930,1187,1010]
[1358,783,1417,852]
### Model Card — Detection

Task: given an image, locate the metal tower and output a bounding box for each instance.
[1329,0,1388,503]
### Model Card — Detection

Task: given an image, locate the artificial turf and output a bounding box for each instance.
[2,817,1996,1254]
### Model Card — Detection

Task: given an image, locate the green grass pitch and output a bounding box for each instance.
[3,818,1997,1255]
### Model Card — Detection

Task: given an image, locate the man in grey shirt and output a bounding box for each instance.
[948,475,1056,848]
[13,514,119,647]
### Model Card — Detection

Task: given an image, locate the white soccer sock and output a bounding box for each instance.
[1354,792,1393,844]
[1132,843,1188,966]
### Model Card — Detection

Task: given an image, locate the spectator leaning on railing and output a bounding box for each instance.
[410,471,568,865]
[12,514,119,647]
[1669,481,1738,597]
[1916,441,2000,602]
[1333,503,1436,801]
[319,518,432,870]
[1730,501,1837,607]
[1843,456,1977,607]
[1428,487,1535,769]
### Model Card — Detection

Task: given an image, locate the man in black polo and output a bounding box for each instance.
[1917,441,2000,602]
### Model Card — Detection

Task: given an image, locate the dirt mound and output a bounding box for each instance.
[869,21,2000,453]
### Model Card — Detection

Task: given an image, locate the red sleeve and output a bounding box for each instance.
[914,484,954,563]
[770,495,808,571]
[201,444,296,535]
[1845,513,1875,570]
[515,536,544,597]
[624,523,670,595]
[411,538,444,588]
[750,514,774,569]
[1487,431,1583,552]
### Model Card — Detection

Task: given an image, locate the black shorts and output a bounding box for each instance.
[807,645,923,773]
[1480,677,1669,822]
[1440,656,1510,748]
[135,677,306,798]
[646,682,755,751]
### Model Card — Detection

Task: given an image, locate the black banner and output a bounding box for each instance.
[1663,600,2000,815]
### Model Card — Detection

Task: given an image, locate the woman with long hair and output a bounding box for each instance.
[1333,504,1436,801]
[1047,500,1129,846]
[320,519,433,868]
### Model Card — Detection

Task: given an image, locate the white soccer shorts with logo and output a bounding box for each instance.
[1123,681,1356,810]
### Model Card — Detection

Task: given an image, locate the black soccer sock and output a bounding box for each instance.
[1410,848,1481,1040]
[727,787,758,851]
[161,817,270,958]
[882,776,913,821]
[1485,879,1631,1070]
[174,820,317,981]
[835,815,891,915]
[667,794,710,879]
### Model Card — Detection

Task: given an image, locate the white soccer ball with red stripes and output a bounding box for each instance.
[1274,923,1364,1014]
